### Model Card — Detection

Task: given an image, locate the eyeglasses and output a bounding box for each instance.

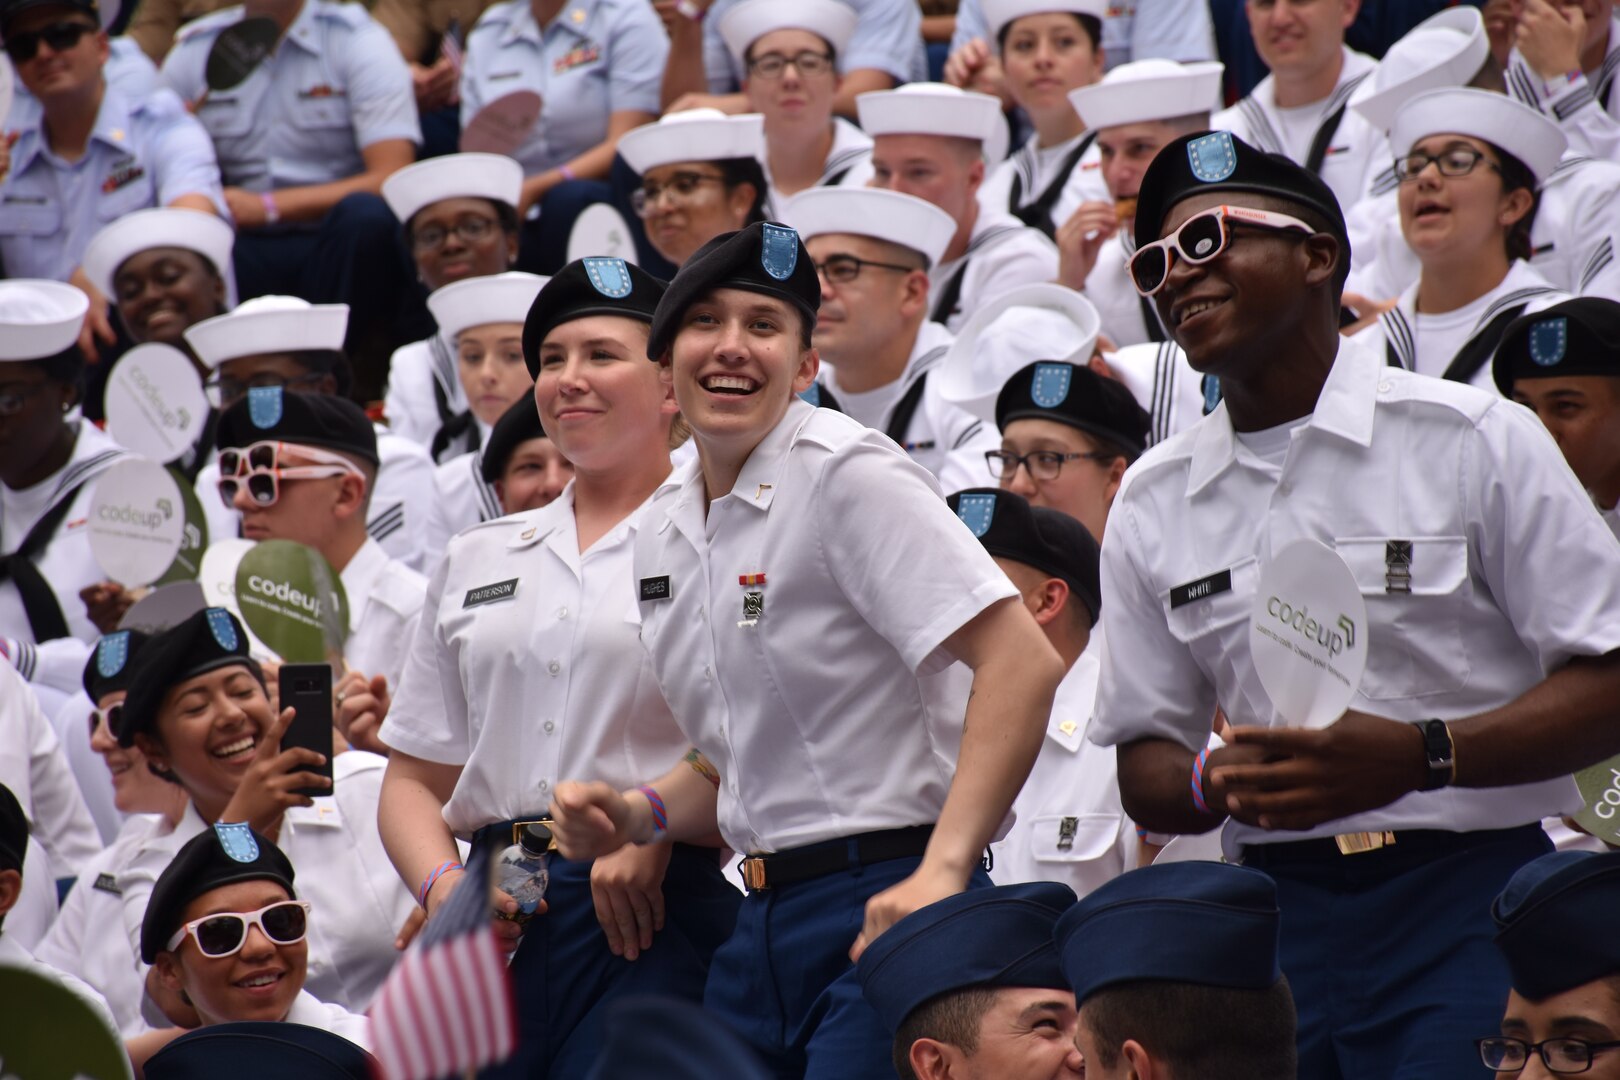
[1477,1036,1620,1073]
[202,371,326,409]
[411,215,498,252]
[0,381,48,417]
[985,449,1116,481]
[1395,147,1501,184]
[812,254,917,284]
[630,172,727,217]
[89,703,123,741]
[746,50,833,80]
[166,899,312,957]
[1128,204,1314,297]
[3,19,97,63]
[216,440,365,508]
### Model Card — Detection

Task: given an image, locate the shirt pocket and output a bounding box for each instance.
[96,169,155,221]
[290,94,351,132]
[1334,536,1472,700]
[1027,812,1122,865]
[197,95,255,138]
[1164,555,1259,659]
[0,196,61,235]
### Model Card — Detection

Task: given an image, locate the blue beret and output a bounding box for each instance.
[995,361,1150,460]
[117,607,257,748]
[1494,298,1620,395]
[857,882,1078,1034]
[1493,850,1620,1001]
[586,996,770,1079]
[521,257,668,378]
[145,1022,374,1080]
[647,221,819,360]
[947,489,1100,625]
[1056,862,1281,1004]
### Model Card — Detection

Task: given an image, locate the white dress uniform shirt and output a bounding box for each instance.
[1603,503,1620,544]
[421,451,503,561]
[1089,338,1620,857]
[5,36,159,131]
[1350,260,1568,392]
[0,932,120,1035]
[383,477,692,836]
[337,536,426,689]
[284,990,373,1050]
[119,751,417,1012]
[159,0,420,191]
[1506,16,1620,162]
[0,664,101,880]
[1106,339,1207,448]
[1212,47,1383,217]
[929,209,1060,333]
[633,401,1017,855]
[761,117,873,213]
[952,0,1215,70]
[990,627,1133,897]
[35,813,173,1036]
[48,690,120,846]
[979,132,1110,237]
[459,0,666,177]
[382,334,463,451]
[197,426,439,573]
[0,85,222,282]
[814,320,999,493]
[703,0,926,90]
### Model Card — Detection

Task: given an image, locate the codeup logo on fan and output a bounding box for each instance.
[95,496,174,533]
[242,572,326,624]
[126,365,192,434]
[1258,593,1358,688]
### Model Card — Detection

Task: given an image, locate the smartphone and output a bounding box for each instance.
[278,663,335,798]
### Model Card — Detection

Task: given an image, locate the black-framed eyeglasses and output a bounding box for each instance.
[1395,147,1501,184]
[202,370,326,409]
[630,172,727,217]
[1477,1035,1620,1073]
[812,254,916,284]
[411,215,498,252]
[985,449,1116,481]
[0,381,49,418]
[746,50,833,80]
[4,19,97,63]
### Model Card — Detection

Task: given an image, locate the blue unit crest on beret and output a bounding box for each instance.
[799,382,823,407]
[583,257,633,299]
[1031,363,1072,408]
[96,630,130,678]
[1188,132,1237,183]
[1530,317,1567,367]
[956,492,997,538]
[215,821,259,863]
[247,385,284,429]
[206,607,239,651]
[761,223,799,281]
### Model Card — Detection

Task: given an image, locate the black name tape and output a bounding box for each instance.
[1170,569,1232,609]
[639,575,671,602]
[464,578,519,608]
[93,872,122,895]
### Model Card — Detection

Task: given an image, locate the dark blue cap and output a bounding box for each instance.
[586,996,770,1079]
[947,489,1100,625]
[217,386,379,467]
[145,1022,374,1080]
[1056,862,1281,1005]
[647,221,819,360]
[82,628,151,701]
[1495,298,1620,395]
[141,823,296,963]
[995,361,1150,460]
[117,607,257,747]
[1493,850,1620,1001]
[521,257,668,377]
[857,882,1078,1034]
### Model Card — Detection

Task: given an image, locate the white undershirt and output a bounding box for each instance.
[831,377,905,434]
[1411,291,1496,380]
[0,460,64,551]
[1271,99,1331,164]
[1233,415,1311,479]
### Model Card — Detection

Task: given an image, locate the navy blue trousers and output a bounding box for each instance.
[514,179,615,276]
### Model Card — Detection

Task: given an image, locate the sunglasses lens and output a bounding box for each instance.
[217,478,239,507]
[219,450,242,475]
[247,473,277,505]
[195,915,248,957]
[1181,214,1225,262]
[43,22,87,49]
[260,902,307,944]
[1130,247,1168,294]
[4,33,38,61]
[248,444,277,471]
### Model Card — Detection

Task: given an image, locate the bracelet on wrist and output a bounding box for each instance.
[260,191,280,225]
[674,0,705,22]
[1190,747,1215,815]
[636,784,668,837]
[419,859,463,907]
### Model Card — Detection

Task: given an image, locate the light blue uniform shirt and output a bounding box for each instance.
[951,0,1216,71]
[0,86,222,281]
[702,0,926,91]
[459,0,666,176]
[158,0,420,191]
[7,37,157,132]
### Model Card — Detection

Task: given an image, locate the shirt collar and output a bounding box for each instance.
[501,0,597,48]
[89,85,138,153]
[338,535,388,618]
[281,0,326,58]
[726,398,815,514]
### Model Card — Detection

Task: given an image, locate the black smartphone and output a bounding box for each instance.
[278,663,335,798]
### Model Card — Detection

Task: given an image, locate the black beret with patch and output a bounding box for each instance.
[0,782,26,874]
[647,221,819,360]
[1495,298,1620,395]
[480,394,549,484]
[141,823,296,963]
[216,386,379,467]
[947,488,1101,625]
[996,361,1150,460]
[82,628,152,701]
[521,257,667,377]
[117,607,257,747]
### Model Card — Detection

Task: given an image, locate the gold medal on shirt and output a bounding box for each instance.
[738,572,766,628]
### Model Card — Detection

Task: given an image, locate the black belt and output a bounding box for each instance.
[1242,824,1545,869]
[472,816,725,862]
[739,825,934,892]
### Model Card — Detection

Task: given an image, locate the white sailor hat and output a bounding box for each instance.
[982,0,1107,40]
[718,0,858,68]
[936,283,1100,423]
[781,188,957,269]
[1068,59,1224,131]
[184,296,349,371]
[381,152,525,226]
[1348,8,1488,135]
[427,271,549,342]
[80,208,236,299]
[0,280,89,362]
[1389,87,1567,183]
[857,83,1010,163]
[617,109,766,175]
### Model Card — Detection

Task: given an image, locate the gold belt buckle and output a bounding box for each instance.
[740,857,768,891]
[511,818,558,851]
[1334,831,1397,855]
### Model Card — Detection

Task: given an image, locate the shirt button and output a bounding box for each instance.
[539,779,549,792]
[556,607,569,620]
[543,721,555,733]
[697,605,705,618]
[703,665,713,680]
[548,660,561,675]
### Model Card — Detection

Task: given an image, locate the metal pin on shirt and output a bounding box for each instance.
[1385,540,1413,594]
[738,572,766,628]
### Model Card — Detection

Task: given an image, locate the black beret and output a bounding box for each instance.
[647,222,819,360]
[0,0,98,32]
[948,489,1101,625]
[217,387,379,467]
[521,257,667,378]
[1134,131,1349,263]
[82,628,151,701]
[1493,850,1620,1001]
[118,607,257,747]
[141,823,296,963]
[146,1022,376,1080]
[996,361,1150,459]
[479,394,548,485]
[1495,298,1620,395]
[0,782,26,874]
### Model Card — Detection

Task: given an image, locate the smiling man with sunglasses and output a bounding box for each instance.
[1088,129,1620,1079]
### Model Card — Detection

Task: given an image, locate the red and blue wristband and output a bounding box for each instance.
[1190,747,1215,815]
[637,785,668,835]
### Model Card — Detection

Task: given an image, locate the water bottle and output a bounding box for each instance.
[495,823,552,923]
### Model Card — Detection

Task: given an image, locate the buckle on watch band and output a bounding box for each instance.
[1333,831,1397,855]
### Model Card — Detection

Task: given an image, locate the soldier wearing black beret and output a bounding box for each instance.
[118,607,259,748]
[477,395,572,515]
[521,257,668,377]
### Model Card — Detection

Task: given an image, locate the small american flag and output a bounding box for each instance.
[369,846,516,1080]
